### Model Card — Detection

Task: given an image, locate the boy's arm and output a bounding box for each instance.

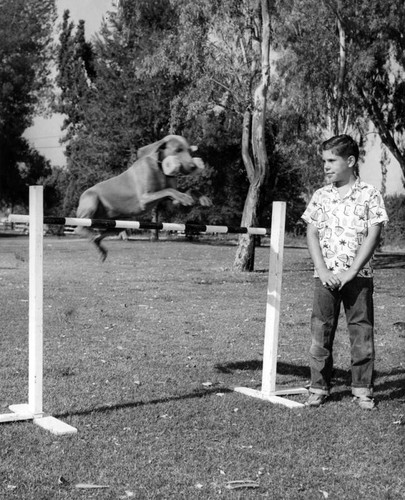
[306,223,341,289]
[336,223,382,289]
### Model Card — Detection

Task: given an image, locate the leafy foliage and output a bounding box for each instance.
[0,0,56,207]
[273,0,405,188]
[54,4,192,214]
[383,194,405,246]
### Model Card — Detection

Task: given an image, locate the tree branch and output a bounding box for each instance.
[359,86,405,178]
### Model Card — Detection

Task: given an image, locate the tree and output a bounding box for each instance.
[274,0,355,135]
[137,0,277,270]
[56,13,96,134]
[54,11,100,213]
[55,4,187,214]
[340,0,405,184]
[0,0,56,207]
[233,0,273,271]
[273,0,405,194]
[53,0,307,243]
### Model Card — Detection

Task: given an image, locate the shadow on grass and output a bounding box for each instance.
[215,359,311,379]
[51,365,405,420]
[48,364,404,420]
[215,360,405,403]
[374,253,405,269]
[328,369,405,403]
[374,368,405,402]
[55,387,233,419]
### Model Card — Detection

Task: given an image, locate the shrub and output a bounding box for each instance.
[382,194,405,247]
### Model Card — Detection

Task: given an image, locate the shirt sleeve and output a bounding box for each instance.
[301,190,321,228]
[367,188,389,227]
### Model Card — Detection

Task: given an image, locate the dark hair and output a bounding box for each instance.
[321,134,359,162]
[321,134,359,177]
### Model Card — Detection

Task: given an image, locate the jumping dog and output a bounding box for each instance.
[76,135,211,260]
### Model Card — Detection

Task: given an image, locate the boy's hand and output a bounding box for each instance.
[318,270,341,290]
[335,269,357,290]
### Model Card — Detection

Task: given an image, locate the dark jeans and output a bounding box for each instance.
[309,277,375,397]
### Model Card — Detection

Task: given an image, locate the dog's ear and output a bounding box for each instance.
[137,138,167,159]
[137,135,185,159]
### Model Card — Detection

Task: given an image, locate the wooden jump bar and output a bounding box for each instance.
[9,214,270,235]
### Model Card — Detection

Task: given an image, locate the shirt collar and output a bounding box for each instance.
[327,178,361,197]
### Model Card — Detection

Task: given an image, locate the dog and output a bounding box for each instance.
[76,135,211,260]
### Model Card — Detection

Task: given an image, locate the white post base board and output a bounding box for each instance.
[234,386,308,408]
[0,404,77,435]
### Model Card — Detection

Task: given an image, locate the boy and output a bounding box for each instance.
[301,134,389,409]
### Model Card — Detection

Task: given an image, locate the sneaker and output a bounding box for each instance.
[353,396,376,410]
[305,393,328,407]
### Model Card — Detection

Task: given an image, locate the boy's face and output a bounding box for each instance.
[322,149,355,187]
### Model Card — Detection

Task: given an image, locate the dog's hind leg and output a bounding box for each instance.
[93,233,108,262]
[75,226,109,262]
[76,189,109,262]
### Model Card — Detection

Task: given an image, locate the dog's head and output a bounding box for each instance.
[137,135,204,176]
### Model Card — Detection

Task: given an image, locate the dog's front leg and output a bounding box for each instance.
[140,189,195,210]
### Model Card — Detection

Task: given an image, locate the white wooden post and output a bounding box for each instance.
[28,185,44,416]
[261,201,285,396]
[0,186,77,434]
[234,202,307,408]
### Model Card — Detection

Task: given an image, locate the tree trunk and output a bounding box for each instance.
[380,143,388,197]
[233,0,271,272]
[333,13,346,134]
[234,179,263,271]
[324,0,346,135]
[360,88,405,186]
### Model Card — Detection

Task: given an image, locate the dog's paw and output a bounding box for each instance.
[193,157,204,170]
[199,195,212,207]
[98,247,108,262]
[176,192,194,206]
[94,235,108,262]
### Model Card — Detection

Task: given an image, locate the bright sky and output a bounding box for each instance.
[57,0,114,37]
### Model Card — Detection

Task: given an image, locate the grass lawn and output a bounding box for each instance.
[0,235,404,499]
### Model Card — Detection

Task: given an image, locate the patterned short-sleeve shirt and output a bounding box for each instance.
[301,179,389,277]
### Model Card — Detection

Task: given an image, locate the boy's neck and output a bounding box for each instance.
[334,175,357,197]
